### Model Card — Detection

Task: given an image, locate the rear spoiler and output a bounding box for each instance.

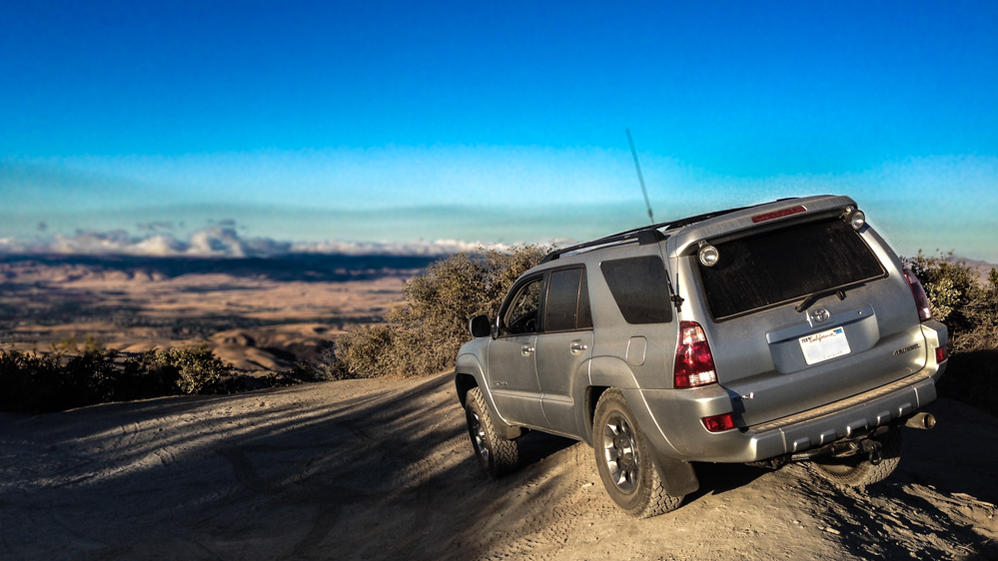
[667,195,858,258]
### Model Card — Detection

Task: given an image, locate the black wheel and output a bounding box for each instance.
[593,389,684,518]
[464,387,519,477]
[808,428,902,488]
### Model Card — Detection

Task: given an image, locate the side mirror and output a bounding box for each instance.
[469,314,492,338]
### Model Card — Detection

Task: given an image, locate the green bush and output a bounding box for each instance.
[116,350,184,399]
[0,346,125,412]
[336,245,547,378]
[65,347,120,404]
[166,346,233,394]
[0,344,237,413]
[266,346,349,386]
[0,350,66,412]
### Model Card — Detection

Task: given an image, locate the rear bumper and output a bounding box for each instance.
[632,369,937,463]
[628,320,949,463]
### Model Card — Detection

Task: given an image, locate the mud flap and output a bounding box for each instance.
[653,453,699,496]
[498,424,524,440]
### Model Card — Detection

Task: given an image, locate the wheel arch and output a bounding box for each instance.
[454,372,478,407]
[578,356,640,444]
[592,386,701,498]
[582,385,610,445]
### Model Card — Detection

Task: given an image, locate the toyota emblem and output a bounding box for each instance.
[808,307,831,324]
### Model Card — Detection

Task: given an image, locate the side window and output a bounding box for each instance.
[578,272,593,329]
[546,269,578,331]
[544,268,594,332]
[503,277,544,335]
[600,255,672,324]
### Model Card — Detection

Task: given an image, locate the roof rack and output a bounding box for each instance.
[540,200,794,263]
[540,229,666,264]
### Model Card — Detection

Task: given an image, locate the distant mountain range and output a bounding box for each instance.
[0,253,438,283]
[945,256,997,282]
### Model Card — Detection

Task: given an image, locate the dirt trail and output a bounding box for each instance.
[1,373,996,561]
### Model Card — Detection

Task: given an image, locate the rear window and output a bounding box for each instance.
[698,217,885,319]
[544,268,593,332]
[601,256,672,324]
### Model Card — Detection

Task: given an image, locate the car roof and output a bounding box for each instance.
[538,194,857,267]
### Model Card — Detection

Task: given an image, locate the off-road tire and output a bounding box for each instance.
[464,387,519,478]
[808,428,902,488]
[593,389,684,518]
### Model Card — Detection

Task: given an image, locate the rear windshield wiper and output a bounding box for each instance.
[795,280,868,313]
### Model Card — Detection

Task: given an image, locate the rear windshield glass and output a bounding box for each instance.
[698,217,885,319]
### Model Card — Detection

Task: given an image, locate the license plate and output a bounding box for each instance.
[799,326,851,365]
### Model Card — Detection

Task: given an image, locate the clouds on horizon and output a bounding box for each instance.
[0,225,519,258]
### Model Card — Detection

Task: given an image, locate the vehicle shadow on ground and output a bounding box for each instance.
[516,431,577,466]
[684,462,771,503]
[902,399,998,503]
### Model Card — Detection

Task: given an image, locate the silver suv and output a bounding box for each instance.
[454,195,948,517]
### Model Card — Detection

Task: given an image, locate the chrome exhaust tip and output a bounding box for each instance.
[904,412,936,430]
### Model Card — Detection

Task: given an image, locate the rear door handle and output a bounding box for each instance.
[520,344,535,356]
[570,341,588,353]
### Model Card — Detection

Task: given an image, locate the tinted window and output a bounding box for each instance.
[578,273,593,329]
[503,277,543,334]
[600,256,672,324]
[698,217,886,319]
[545,268,592,332]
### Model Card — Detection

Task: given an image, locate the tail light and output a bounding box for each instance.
[702,413,736,432]
[935,347,947,363]
[674,321,717,388]
[902,265,932,322]
[752,205,806,223]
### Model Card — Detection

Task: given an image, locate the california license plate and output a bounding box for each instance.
[799,326,851,365]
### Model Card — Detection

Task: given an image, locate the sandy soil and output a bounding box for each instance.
[2,372,996,561]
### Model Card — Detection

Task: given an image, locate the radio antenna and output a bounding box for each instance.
[625,128,654,224]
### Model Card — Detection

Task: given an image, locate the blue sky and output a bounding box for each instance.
[1,1,996,259]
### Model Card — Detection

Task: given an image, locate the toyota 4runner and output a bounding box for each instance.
[454,195,947,517]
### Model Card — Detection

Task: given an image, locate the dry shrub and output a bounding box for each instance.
[907,251,998,415]
[338,324,397,378]
[165,346,233,394]
[0,350,75,412]
[906,251,998,352]
[0,344,235,413]
[0,347,129,412]
[337,246,547,378]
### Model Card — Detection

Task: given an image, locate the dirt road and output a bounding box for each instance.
[2,373,996,560]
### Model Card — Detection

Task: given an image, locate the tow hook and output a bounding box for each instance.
[904,412,936,430]
[861,439,882,465]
